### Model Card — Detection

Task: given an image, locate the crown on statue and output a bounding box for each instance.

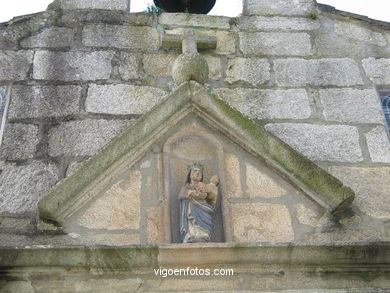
[187,162,204,172]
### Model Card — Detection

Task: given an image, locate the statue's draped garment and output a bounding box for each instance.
[179,183,214,243]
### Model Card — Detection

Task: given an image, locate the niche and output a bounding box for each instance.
[163,121,225,243]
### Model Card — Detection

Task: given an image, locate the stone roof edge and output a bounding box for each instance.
[38,81,354,224]
[0,243,389,268]
[317,3,390,30]
[37,82,193,222]
[191,83,355,213]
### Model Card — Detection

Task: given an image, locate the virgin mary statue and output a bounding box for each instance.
[179,162,219,243]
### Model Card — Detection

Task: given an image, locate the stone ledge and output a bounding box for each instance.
[159,14,231,29]
[0,243,388,268]
[1,243,388,291]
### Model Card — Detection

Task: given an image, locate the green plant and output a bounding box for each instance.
[144,4,165,13]
[309,11,318,20]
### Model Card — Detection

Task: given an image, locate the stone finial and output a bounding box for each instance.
[171,29,210,85]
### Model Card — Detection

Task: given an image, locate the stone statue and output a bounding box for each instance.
[179,162,219,243]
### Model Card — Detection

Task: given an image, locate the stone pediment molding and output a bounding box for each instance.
[38,81,354,225]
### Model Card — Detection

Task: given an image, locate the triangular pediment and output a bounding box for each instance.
[38,81,354,242]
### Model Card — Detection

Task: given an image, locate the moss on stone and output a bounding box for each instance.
[209,91,354,213]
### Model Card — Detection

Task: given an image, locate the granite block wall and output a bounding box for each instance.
[0,0,389,246]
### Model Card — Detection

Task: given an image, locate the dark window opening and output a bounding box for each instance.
[378,89,390,134]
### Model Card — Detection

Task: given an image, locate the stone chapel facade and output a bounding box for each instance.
[0,0,389,292]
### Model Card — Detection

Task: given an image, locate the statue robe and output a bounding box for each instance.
[179,183,214,243]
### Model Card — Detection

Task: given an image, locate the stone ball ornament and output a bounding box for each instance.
[153,0,216,14]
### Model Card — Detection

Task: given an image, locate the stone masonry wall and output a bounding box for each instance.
[0,0,389,245]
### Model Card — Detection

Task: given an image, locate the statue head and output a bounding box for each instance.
[186,162,204,183]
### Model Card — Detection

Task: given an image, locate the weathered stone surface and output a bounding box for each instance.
[216,88,311,119]
[339,215,361,227]
[0,217,33,232]
[159,14,230,29]
[209,31,236,55]
[239,15,319,31]
[82,25,160,50]
[329,166,390,219]
[246,163,286,198]
[0,124,39,160]
[240,32,312,56]
[0,86,6,102]
[224,153,242,198]
[143,53,178,76]
[243,0,316,16]
[161,32,216,51]
[74,277,142,292]
[8,85,81,119]
[274,58,364,86]
[31,275,142,292]
[65,161,84,177]
[362,58,390,85]
[140,160,151,169]
[225,57,270,86]
[86,84,167,115]
[0,51,33,81]
[0,161,58,214]
[366,126,390,163]
[166,29,236,55]
[49,0,129,10]
[147,279,239,292]
[77,171,141,230]
[33,51,113,81]
[0,10,55,50]
[231,203,294,242]
[37,220,61,232]
[0,281,34,293]
[334,20,386,47]
[204,55,222,80]
[146,205,165,244]
[314,29,367,58]
[303,229,381,243]
[319,88,384,124]
[20,27,73,48]
[117,52,142,80]
[59,10,155,26]
[295,204,320,228]
[314,16,375,58]
[48,119,132,157]
[172,53,209,85]
[265,123,363,162]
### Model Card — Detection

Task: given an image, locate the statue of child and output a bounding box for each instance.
[195,175,219,206]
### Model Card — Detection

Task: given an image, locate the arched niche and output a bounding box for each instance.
[163,121,227,243]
